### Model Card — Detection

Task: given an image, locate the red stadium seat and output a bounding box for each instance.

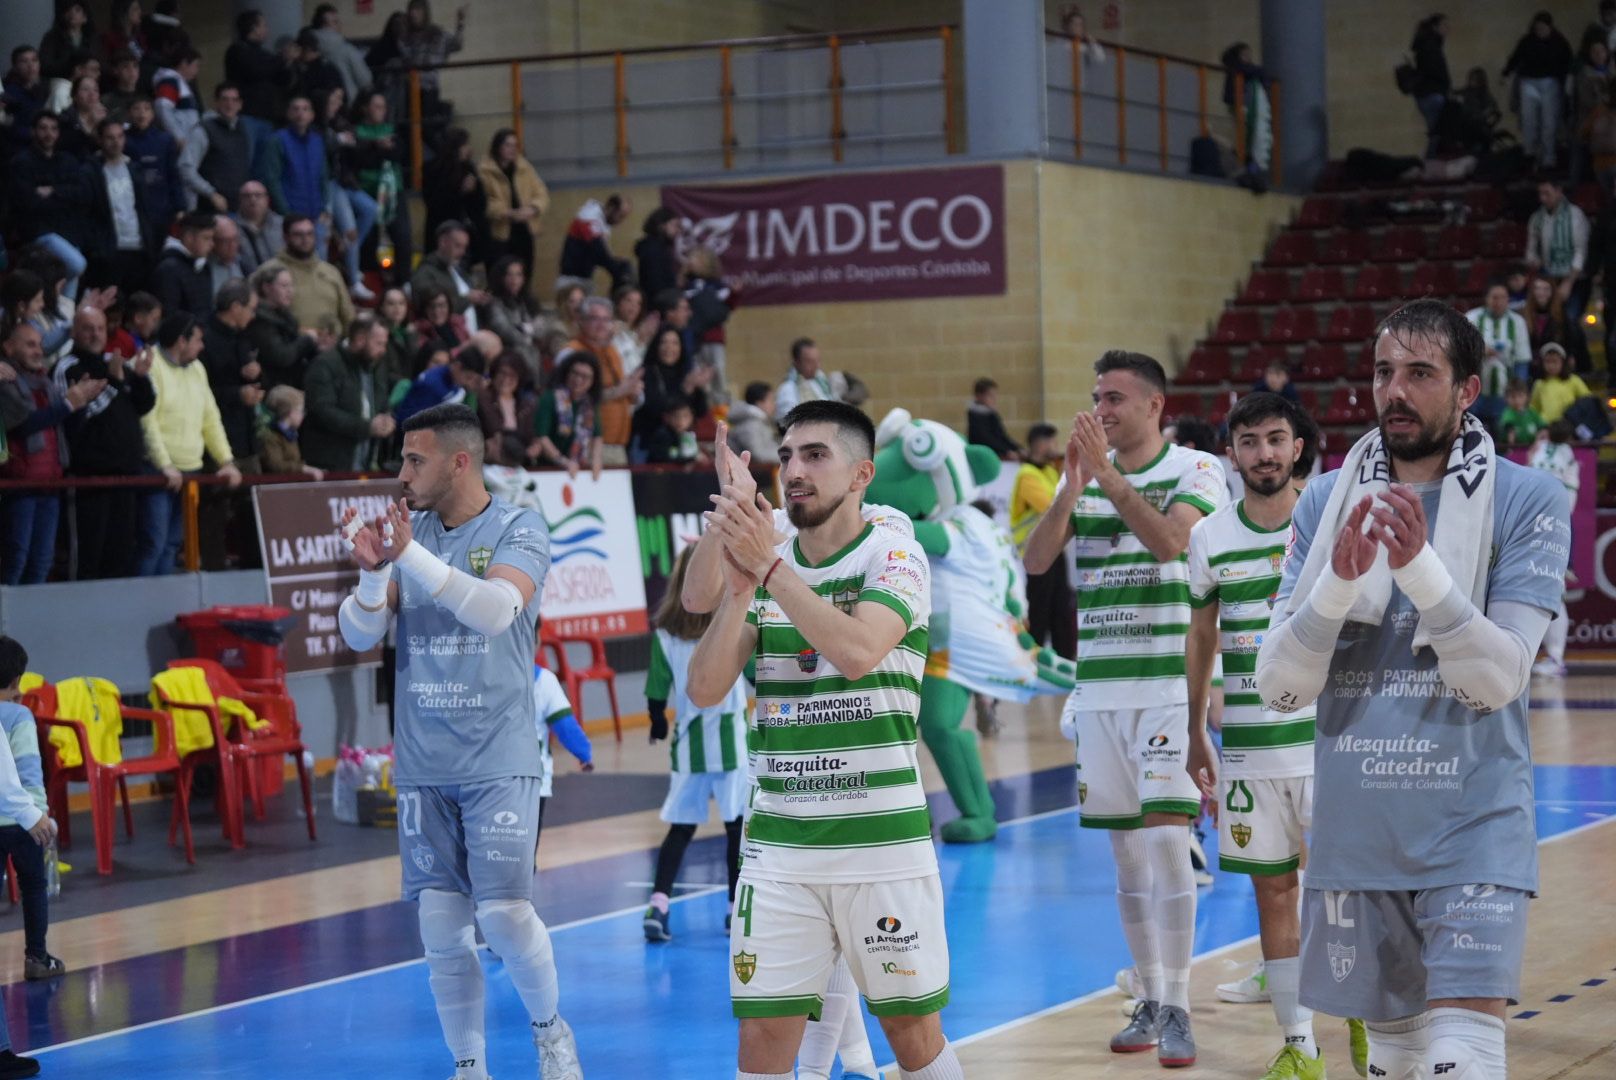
[1238,269,1292,305]
[1300,343,1348,380]
[1265,231,1316,267]
[1465,188,1504,219]
[1164,393,1204,420]
[1295,267,1346,302]
[1373,225,1427,263]
[1322,304,1377,343]
[1178,346,1232,385]
[1461,259,1502,295]
[540,627,622,741]
[1317,230,1370,265]
[1433,224,1480,260]
[1481,221,1526,259]
[1295,198,1342,229]
[1409,262,1459,297]
[1263,306,1319,344]
[1212,308,1263,345]
[1240,345,1288,383]
[1350,264,1403,301]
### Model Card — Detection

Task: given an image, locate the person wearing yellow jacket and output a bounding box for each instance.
[136,313,241,576]
[478,128,550,280]
[1527,342,1593,423]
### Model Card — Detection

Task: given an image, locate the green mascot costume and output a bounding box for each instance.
[865,409,1075,842]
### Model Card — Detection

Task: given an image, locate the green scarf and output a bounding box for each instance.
[1545,205,1576,276]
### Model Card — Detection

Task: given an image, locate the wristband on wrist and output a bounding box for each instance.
[1310,566,1363,621]
[1390,544,1453,611]
[762,557,784,590]
[355,564,391,609]
[394,539,453,595]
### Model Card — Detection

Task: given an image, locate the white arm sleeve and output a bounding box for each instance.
[1423,592,1551,714]
[1255,569,1360,714]
[338,566,393,651]
[395,540,527,637]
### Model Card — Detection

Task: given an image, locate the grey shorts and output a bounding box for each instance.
[396,777,542,902]
[1300,884,1530,1021]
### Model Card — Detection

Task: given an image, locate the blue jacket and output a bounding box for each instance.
[0,702,45,830]
[263,127,329,218]
[124,123,184,234]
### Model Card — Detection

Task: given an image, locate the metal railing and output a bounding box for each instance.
[402,25,959,187]
[1044,32,1282,183]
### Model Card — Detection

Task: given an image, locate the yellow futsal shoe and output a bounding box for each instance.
[1260,1044,1325,1080]
[1346,1017,1369,1077]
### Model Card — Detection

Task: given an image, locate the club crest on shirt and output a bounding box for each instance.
[411,844,435,873]
[1230,822,1252,848]
[797,648,820,673]
[1328,942,1356,982]
[1269,551,1284,574]
[732,951,757,984]
[469,546,493,576]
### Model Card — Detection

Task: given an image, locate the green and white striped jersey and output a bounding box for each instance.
[1063,442,1227,710]
[1187,500,1314,780]
[646,629,748,776]
[743,520,935,884]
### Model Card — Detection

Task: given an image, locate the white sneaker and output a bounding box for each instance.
[1531,658,1567,678]
[536,1016,583,1079]
[1216,960,1271,1003]
[351,280,378,303]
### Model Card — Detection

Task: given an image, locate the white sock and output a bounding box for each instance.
[1427,1007,1507,1080]
[475,900,561,1035]
[900,1040,965,1079]
[1110,829,1162,1002]
[419,890,488,1080]
[1265,956,1315,1057]
[736,1072,793,1080]
[1366,1013,1430,1080]
[797,961,854,1080]
[1142,825,1196,1011]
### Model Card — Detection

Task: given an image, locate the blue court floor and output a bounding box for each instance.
[23,762,1616,1079]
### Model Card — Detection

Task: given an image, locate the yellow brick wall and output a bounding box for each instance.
[532,159,1289,439]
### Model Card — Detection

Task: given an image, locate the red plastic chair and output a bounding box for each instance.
[1238,345,1288,384]
[1265,231,1315,268]
[1350,264,1404,302]
[1317,230,1370,265]
[1409,262,1459,297]
[1294,267,1346,302]
[1481,221,1526,259]
[1373,226,1427,262]
[1433,224,1480,260]
[24,681,194,876]
[1238,269,1291,305]
[539,629,622,741]
[1164,393,1204,420]
[1295,198,1342,229]
[1322,304,1378,343]
[167,660,316,841]
[1177,346,1232,385]
[1262,307,1318,345]
[1461,259,1501,295]
[1300,343,1348,381]
[1211,308,1263,345]
[1465,188,1505,219]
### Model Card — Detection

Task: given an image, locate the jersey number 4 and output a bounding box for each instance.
[398,792,424,837]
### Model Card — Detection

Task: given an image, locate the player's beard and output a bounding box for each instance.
[1379,397,1460,462]
[787,490,847,529]
[1239,462,1290,497]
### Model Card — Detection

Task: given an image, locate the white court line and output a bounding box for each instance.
[34,801,1616,1061]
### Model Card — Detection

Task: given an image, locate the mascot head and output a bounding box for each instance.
[865,409,1001,521]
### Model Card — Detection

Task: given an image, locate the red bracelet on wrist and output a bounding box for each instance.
[762,557,784,590]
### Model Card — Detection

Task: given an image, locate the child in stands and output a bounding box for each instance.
[259,386,325,479]
[642,545,746,942]
[1498,378,1545,447]
[0,635,60,1077]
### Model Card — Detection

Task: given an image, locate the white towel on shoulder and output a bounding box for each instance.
[1285,411,1495,651]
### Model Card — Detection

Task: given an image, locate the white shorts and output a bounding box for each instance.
[1219,775,1312,876]
[659,769,749,825]
[729,873,950,1020]
[1072,704,1202,829]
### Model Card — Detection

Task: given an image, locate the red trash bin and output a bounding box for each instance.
[176,605,294,684]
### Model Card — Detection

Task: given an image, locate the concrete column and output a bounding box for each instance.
[963,0,1047,158]
[0,0,54,76]
[1260,0,1328,192]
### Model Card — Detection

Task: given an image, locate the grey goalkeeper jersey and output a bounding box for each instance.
[392,495,551,787]
[1275,459,1568,894]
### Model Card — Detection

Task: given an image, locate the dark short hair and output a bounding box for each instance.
[661,392,692,415]
[1094,349,1167,394]
[179,210,217,234]
[790,337,816,362]
[96,116,124,135]
[10,45,37,65]
[1537,174,1564,190]
[651,288,684,315]
[215,80,241,99]
[33,110,59,129]
[487,126,518,159]
[215,278,253,314]
[175,46,202,65]
[1226,390,1298,438]
[157,311,197,348]
[401,402,485,460]
[1375,298,1483,384]
[235,10,263,38]
[552,351,602,403]
[781,399,876,462]
[973,377,997,396]
[1172,417,1218,452]
[1292,404,1320,479]
[744,380,772,406]
[124,291,161,320]
[0,636,28,690]
[313,3,339,27]
[296,28,321,50]
[283,213,314,236]
[451,346,487,376]
[110,48,138,67]
[1547,419,1574,443]
[643,206,677,236]
[1027,422,1058,444]
[435,219,468,242]
[1505,377,1530,395]
[347,311,380,341]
